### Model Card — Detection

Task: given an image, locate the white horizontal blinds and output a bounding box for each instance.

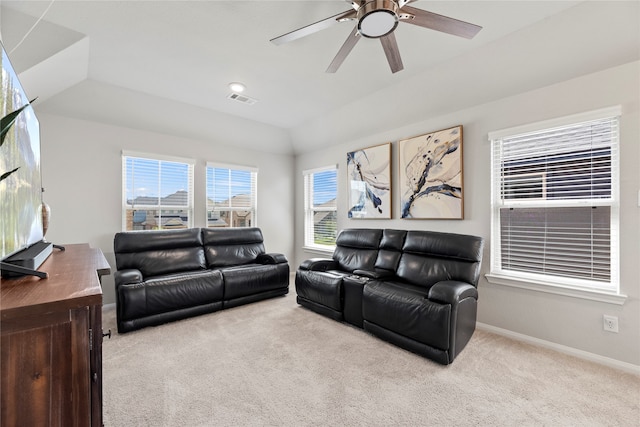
[500,206,611,282]
[122,153,194,231]
[206,164,257,228]
[493,113,619,288]
[500,117,617,203]
[304,166,337,247]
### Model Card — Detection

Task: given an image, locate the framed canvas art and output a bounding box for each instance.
[347,143,391,219]
[399,125,463,219]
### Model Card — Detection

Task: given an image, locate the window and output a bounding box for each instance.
[488,107,620,297]
[122,152,194,231]
[303,166,338,250]
[206,163,257,228]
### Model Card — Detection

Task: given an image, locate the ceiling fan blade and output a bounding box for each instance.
[326,26,361,73]
[380,32,404,73]
[270,10,356,45]
[397,0,417,8]
[401,5,482,39]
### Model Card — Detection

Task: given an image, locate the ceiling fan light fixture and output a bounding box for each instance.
[357,0,399,38]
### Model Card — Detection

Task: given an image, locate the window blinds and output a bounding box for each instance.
[499,206,612,283]
[206,164,257,228]
[491,113,619,290]
[498,117,617,202]
[122,153,194,231]
[303,166,337,248]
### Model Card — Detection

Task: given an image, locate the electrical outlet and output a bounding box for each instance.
[603,315,619,333]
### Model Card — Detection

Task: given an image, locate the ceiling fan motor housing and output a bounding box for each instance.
[357,0,400,38]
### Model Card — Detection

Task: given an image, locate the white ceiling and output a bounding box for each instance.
[1,1,638,155]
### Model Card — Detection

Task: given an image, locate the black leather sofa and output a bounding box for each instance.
[113,227,289,333]
[295,228,484,364]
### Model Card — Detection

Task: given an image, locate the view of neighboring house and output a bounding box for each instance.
[207,194,254,228]
[313,199,337,246]
[126,191,254,230]
[126,190,190,230]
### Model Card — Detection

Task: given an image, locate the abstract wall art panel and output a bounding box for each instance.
[347,143,391,219]
[399,125,464,219]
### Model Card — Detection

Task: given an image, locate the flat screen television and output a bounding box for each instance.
[1,42,45,269]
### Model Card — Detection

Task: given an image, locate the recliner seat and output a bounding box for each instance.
[295,228,484,364]
[114,227,289,333]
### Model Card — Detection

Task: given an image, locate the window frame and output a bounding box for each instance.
[205,162,258,229]
[121,151,195,231]
[303,165,338,252]
[486,107,626,305]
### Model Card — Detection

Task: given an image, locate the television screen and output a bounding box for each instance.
[1,42,44,261]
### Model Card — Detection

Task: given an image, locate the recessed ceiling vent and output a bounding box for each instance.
[227,92,258,105]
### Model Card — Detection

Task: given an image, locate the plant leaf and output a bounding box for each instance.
[0,98,37,147]
[0,167,20,182]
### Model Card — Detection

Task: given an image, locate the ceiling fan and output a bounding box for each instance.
[270,0,482,74]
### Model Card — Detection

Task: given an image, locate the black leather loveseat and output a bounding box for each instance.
[295,228,484,364]
[113,227,289,333]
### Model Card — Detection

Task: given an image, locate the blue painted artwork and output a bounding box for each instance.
[347,143,391,219]
[400,126,463,219]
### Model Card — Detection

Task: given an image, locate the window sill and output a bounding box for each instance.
[302,246,335,257]
[484,273,627,305]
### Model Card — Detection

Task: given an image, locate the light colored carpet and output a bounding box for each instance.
[102,291,639,426]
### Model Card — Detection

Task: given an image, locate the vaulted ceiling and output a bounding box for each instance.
[1,1,638,154]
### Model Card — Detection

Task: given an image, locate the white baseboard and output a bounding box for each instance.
[103,302,116,310]
[476,322,640,375]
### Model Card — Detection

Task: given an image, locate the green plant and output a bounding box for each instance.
[0,99,35,182]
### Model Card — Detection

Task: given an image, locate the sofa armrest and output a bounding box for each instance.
[114,269,143,288]
[257,253,288,265]
[298,258,337,272]
[427,280,478,305]
[352,268,395,280]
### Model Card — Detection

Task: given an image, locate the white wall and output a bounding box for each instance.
[293,61,640,367]
[38,114,294,305]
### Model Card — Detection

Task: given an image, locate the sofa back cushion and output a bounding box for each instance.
[114,228,206,278]
[396,230,484,288]
[333,229,382,273]
[374,229,407,272]
[203,227,265,268]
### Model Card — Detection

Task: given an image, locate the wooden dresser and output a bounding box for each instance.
[1,244,110,427]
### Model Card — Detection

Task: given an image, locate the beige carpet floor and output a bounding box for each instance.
[102,291,639,426]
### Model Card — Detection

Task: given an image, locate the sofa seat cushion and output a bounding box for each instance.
[362,281,451,350]
[295,269,351,311]
[220,263,289,300]
[118,270,224,321]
